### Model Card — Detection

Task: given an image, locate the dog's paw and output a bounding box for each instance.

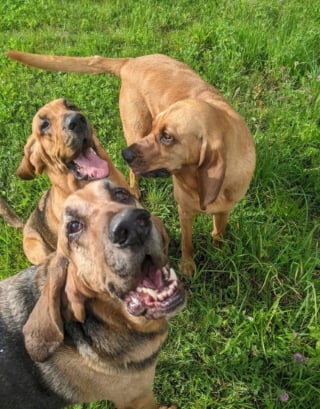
[179,258,196,276]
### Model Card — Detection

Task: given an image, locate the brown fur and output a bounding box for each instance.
[6,51,256,274]
[0,197,24,229]
[1,98,129,265]
[0,179,184,409]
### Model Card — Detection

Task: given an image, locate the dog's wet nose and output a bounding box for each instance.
[65,113,87,133]
[109,208,151,247]
[122,148,136,164]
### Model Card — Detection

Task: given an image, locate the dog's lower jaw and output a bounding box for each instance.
[124,265,185,319]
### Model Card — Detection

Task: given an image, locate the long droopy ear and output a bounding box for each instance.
[23,255,68,362]
[16,135,45,179]
[151,214,170,256]
[64,261,90,323]
[197,136,226,211]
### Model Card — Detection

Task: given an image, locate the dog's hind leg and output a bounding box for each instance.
[178,204,197,276]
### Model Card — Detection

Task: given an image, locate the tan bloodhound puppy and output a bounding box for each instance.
[1,98,129,265]
[0,179,185,409]
[6,52,256,275]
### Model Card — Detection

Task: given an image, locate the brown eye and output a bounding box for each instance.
[67,220,84,236]
[112,188,132,204]
[159,131,174,145]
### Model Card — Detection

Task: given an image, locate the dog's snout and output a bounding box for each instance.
[109,208,151,247]
[122,148,136,164]
[65,113,87,133]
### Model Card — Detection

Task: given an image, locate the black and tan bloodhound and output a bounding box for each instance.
[0,179,185,409]
[6,51,256,275]
[0,98,129,265]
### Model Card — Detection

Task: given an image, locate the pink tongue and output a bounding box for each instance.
[74,147,109,179]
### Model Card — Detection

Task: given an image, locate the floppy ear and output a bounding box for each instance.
[197,137,226,210]
[64,261,88,323]
[16,135,45,179]
[23,255,68,362]
[151,215,170,256]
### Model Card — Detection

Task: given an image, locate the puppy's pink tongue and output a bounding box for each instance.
[74,147,109,179]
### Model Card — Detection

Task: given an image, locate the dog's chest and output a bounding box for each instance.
[38,317,167,403]
[43,347,157,403]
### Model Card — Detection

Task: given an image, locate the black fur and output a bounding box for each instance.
[0,265,166,409]
[0,267,68,409]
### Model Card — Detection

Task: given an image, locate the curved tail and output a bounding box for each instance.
[0,198,24,230]
[6,50,129,76]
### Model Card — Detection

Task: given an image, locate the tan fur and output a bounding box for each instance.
[8,98,129,265]
[1,180,183,408]
[6,51,256,274]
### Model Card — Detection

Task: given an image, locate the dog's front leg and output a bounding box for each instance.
[23,221,55,265]
[212,211,230,241]
[178,204,196,276]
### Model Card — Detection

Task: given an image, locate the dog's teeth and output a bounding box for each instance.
[158,292,166,301]
[128,293,140,307]
[162,266,169,279]
[169,267,177,281]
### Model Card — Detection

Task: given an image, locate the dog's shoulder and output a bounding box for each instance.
[0,266,68,409]
[0,266,39,324]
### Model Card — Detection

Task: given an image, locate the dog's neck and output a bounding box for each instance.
[173,165,199,194]
[48,168,88,198]
[63,300,168,374]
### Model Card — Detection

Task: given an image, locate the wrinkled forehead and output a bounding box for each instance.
[34,98,80,120]
[62,179,138,214]
[154,101,195,130]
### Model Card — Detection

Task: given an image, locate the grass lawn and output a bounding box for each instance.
[0,0,319,408]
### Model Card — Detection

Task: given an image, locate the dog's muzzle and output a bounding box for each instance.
[122,147,171,178]
[122,147,136,164]
[109,208,151,247]
[108,206,186,320]
[64,112,88,134]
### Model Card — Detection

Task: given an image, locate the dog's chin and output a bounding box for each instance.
[140,168,171,178]
[124,257,185,320]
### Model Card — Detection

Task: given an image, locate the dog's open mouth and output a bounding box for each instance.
[125,258,185,320]
[68,147,109,180]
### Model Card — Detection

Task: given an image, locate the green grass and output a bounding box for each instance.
[0,0,319,408]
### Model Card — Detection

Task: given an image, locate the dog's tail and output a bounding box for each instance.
[0,198,24,230]
[6,50,129,76]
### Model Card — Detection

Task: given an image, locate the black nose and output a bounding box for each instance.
[109,208,151,247]
[64,113,87,133]
[122,148,136,164]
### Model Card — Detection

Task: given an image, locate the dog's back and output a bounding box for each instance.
[0,268,68,409]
